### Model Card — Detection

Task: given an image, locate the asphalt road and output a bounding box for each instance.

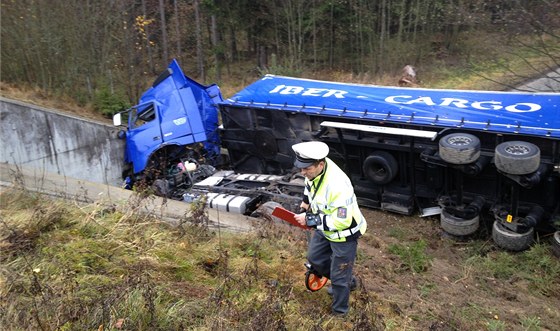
[512,68,560,92]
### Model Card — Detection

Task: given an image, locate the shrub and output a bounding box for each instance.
[92,86,130,118]
[388,239,432,273]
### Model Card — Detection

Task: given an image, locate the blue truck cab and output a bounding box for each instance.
[114,60,222,182]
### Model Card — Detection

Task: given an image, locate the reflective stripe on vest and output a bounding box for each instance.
[324,218,365,240]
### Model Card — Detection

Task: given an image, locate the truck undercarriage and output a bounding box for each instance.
[220,105,559,225]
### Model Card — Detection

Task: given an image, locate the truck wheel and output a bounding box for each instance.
[551,231,560,258]
[362,151,398,185]
[251,201,284,224]
[439,133,480,164]
[492,220,534,252]
[494,141,540,175]
[440,209,479,236]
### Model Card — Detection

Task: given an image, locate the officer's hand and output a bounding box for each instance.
[294,212,307,226]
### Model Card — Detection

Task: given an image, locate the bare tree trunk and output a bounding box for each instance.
[296,0,302,69]
[397,0,406,43]
[285,0,294,67]
[173,0,181,59]
[258,45,267,68]
[366,1,377,72]
[229,26,237,62]
[412,0,420,46]
[357,0,364,72]
[211,14,221,81]
[158,0,169,63]
[378,0,386,73]
[329,1,334,69]
[311,0,317,68]
[272,2,280,61]
[194,0,204,81]
[141,0,155,73]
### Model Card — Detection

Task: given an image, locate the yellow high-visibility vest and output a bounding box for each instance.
[305,158,367,242]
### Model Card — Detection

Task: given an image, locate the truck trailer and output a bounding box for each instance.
[114,60,560,252]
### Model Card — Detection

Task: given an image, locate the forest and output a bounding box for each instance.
[1,0,559,115]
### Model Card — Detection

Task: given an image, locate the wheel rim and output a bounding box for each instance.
[373,165,386,176]
[504,144,531,155]
[305,272,328,291]
[448,136,472,146]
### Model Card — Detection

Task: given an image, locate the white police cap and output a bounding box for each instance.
[292,141,329,168]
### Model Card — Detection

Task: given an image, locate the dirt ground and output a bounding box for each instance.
[354,208,559,330]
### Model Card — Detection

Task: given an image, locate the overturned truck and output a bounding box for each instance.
[115,60,560,252]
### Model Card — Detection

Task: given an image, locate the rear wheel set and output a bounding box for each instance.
[492,141,541,252]
[438,133,482,237]
[437,135,545,252]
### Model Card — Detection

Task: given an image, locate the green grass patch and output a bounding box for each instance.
[521,316,543,331]
[465,244,560,296]
[388,239,432,273]
[388,226,408,241]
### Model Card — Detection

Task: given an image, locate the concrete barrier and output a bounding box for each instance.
[0,97,126,186]
[0,162,254,232]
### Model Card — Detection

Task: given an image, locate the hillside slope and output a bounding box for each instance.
[1,185,558,330]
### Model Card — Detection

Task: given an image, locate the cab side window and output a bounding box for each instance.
[130,103,156,129]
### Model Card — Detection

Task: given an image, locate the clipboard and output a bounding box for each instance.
[271,207,309,230]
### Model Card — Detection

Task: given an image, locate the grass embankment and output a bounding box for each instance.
[1,187,559,330]
[0,188,381,330]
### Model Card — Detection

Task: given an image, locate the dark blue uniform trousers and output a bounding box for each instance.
[307,231,358,315]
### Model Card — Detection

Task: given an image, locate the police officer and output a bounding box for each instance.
[292,141,367,316]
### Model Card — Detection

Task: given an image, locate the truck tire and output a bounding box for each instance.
[494,141,540,175]
[492,220,534,252]
[362,151,398,185]
[551,231,560,258]
[440,209,479,236]
[439,133,481,164]
[250,201,284,224]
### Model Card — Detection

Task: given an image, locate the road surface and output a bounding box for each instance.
[512,68,560,92]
